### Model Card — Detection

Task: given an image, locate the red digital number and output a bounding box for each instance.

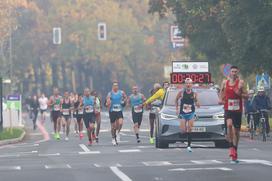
[191,73,197,83]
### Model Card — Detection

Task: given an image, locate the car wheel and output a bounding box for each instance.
[214,140,229,148]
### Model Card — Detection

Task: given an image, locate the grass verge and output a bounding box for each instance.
[0,128,24,141]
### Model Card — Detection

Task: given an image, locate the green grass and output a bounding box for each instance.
[0,128,24,140]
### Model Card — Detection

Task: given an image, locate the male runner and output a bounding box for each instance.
[61,91,72,141]
[128,85,146,143]
[106,82,127,146]
[175,78,200,152]
[220,65,248,163]
[92,90,102,143]
[74,94,84,140]
[38,93,48,125]
[48,88,62,140]
[83,88,96,146]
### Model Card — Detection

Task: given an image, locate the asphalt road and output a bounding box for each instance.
[0,111,272,181]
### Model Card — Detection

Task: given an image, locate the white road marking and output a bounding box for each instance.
[79,151,101,155]
[0,166,21,171]
[94,164,101,168]
[169,167,232,172]
[116,163,122,167]
[110,166,133,181]
[39,153,60,157]
[191,160,223,164]
[240,159,272,166]
[143,161,172,166]
[137,146,154,149]
[118,149,141,153]
[0,154,20,158]
[32,150,38,153]
[79,144,91,152]
[45,164,71,169]
[78,144,101,154]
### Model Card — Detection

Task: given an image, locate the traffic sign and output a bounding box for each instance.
[53,27,62,45]
[170,26,184,43]
[98,23,107,41]
[256,73,270,89]
[223,64,232,77]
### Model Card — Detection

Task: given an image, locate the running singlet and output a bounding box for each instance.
[109,91,123,112]
[130,94,143,113]
[224,79,243,112]
[52,96,62,111]
[180,90,195,115]
[94,97,101,113]
[74,101,84,115]
[62,99,71,116]
[83,96,95,113]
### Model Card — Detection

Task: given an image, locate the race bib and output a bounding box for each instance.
[85,106,94,113]
[228,99,240,111]
[112,104,122,112]
[53,105,60,111]
[183,104,192,113]
[150,107,158,114]
[134,105,143,113]
[78,110,84,115]
[62,109,70,115]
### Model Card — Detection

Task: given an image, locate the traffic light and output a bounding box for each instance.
[97,23,107,41]
[53,27,62,45]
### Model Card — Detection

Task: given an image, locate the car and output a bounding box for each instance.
[155,85,228,148]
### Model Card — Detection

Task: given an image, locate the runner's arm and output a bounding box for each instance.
[144,89,164,105]
[219,80,226,104]
[175,91,182,113]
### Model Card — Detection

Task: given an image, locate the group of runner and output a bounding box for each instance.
[26,65,265,164]
[27,81,170,146]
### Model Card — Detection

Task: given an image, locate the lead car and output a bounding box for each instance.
[155,85,228,149]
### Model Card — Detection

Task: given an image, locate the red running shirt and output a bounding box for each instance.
[224,79,243,112]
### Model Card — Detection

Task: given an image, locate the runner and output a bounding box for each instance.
[48,88,62,140]
[106,82,127,146]
[30,95,39,130]
[128,85,146,143]
[75,93,84,140]
[61,91,72,141]
[175,78,200,152]
[83,88,96,146]
[70,92,79,135]
[144,83,165,144]
[219,65,248,163]
[92,90,102,143]
[38,93,48,125]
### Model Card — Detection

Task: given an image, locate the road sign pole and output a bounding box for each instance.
[0,77,3,132]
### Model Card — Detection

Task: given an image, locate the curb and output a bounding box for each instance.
[0,130,26,146]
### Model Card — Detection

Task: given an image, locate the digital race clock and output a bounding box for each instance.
[170,72,212,84]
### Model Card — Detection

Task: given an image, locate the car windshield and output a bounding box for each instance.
[165,89,219,106]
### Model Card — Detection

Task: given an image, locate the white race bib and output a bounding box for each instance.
[62,109,70,115]
[183,104,192,113]
[228,99,240,111]
[150,107,158,114]
[78,110,84,115]
[53,105,60,111]
[134,105,143,113]
[85,106,94,113]
[112,104,122,112]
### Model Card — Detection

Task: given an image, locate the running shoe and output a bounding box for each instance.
[88,140,92,146]
[187,146,192,152]
[65,137,69,141]
[79,133,84,140]
[95,137,99,143]
[56,133,60,140]
[229,147,235,157]
[137,138,141,143]
[112,138,117,146]
[149,137,154,144]
[54,133,58,140]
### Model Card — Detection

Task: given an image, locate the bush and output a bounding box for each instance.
[0,128,24,140]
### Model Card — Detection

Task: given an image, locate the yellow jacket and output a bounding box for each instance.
[145,88,165,105]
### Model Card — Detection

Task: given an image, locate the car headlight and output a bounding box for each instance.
[213,113,224,120]
[160,113,178,120]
